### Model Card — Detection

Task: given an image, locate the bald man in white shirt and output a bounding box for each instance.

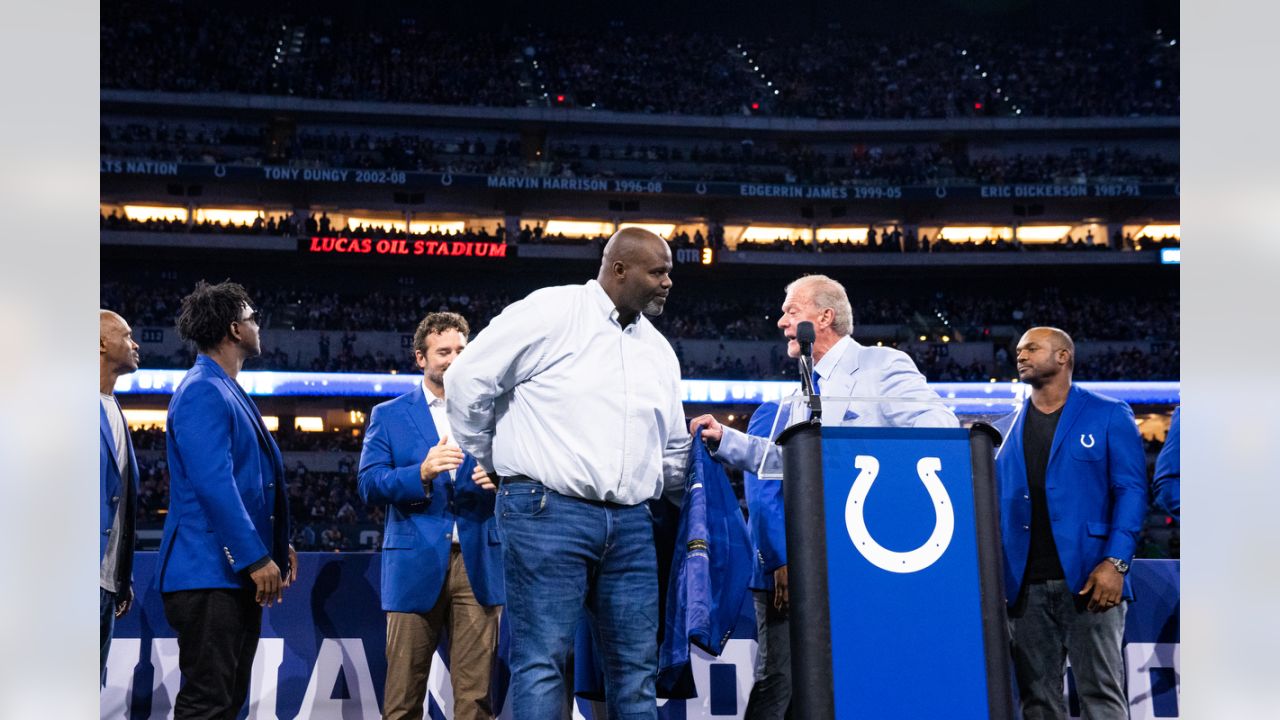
[446,228,690,720]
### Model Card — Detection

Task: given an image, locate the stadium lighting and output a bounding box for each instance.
[815,227,870,243]
[346,216,407,232]
[408,220,467,235]
[294,417,325,432]
[1138,224,1180,239]
[938,226,1013,242]
[544,220,614,238]
[194,208,264,226]
[123,204,187,223]
[740,225,808,242]
[618,222,676,238]
[120,408,168,430]
[115,371,1180,411]
[1014,225,1074,242]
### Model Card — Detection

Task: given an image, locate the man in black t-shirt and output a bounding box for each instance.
[995,327,1149,720]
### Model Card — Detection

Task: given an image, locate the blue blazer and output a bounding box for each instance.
[358,387,504,611]
[995,385,1149,604]
[659,433,753,690]
[100,399,139,594]
[1153,407,1180,517]
[743,402,786,591]
[158,355,291,592]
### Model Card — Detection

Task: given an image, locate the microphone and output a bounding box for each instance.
[797,321,815,358]
[796,321,822,420]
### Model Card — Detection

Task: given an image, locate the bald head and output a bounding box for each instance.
[1026,326,1075,360]
[1015,326,1074,388]
[600,227,668,268]
[597,228,673,323]
[100,309,140,384]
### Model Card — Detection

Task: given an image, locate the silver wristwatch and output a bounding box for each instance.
[1107,556,1129,574]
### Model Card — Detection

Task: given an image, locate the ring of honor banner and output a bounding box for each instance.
[103,554,1178,719]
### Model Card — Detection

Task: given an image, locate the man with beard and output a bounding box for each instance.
[445,227,691,720]
[996,326,1147,720]
[159,281,296,719]
[359,312,504,720]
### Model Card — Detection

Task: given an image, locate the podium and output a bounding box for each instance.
[772,395,1014,720]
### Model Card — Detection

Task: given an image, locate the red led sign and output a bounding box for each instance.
[302,236,510,259]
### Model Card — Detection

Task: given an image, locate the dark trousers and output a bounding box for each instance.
[744,590,792,720]
[100,588,117,683]
[162,587,263,720]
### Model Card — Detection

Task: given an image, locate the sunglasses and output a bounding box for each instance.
[238,311,261,325]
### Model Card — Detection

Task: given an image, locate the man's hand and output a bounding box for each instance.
[472,465,497,492]
[1079,560,1124,612]
[688,414,724,444]
[772,565,789,612]
[282,545,299,589]
[420,434,465,486]
[249,559,284,607]
[114,586,133,618]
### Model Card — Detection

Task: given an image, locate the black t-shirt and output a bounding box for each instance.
[1023,404,1066,582]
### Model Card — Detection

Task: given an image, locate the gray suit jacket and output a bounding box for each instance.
[713,338,957,475]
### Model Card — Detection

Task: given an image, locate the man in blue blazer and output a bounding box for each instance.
[690,274,956,719]
[740,402,792,720]
[359,312,504,720]
[1153,407,1180,519]
[100,310,140,680]
[159,281,296,719]
[996,327,1147,720]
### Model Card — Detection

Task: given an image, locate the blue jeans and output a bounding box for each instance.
[1008,579,1129,720]
[497,482,659,720]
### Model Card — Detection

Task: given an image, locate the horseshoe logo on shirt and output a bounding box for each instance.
[1080,434,1096,448]
[845,455,954,574]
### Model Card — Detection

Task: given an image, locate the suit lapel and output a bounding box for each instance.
[406,388,440,446]
[1048,385,1087,464]
[222,375,273,450]
[997,401,1027,464]
[99,402,117,458]
[100,402,121,491]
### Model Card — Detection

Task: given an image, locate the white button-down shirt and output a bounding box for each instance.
[422,382,459,481]
[445,280,690,505]
[424,382,462,543]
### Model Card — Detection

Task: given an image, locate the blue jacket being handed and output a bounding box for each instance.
[358,387,504,611]
[158,355,291,591]
[996,385,1148,603]
[659,432,753,689]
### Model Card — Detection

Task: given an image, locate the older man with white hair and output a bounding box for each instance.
[689,273,955,719]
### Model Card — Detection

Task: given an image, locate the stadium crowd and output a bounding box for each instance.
[102,2,1178,119]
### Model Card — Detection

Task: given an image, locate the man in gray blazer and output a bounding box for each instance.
[689,273,955,720]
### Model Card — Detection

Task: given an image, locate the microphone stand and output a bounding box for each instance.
[797,322,822,422]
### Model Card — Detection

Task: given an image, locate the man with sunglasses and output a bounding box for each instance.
[158,280,297,719]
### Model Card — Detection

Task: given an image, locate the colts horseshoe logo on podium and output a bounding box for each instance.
[845,455,954,573]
